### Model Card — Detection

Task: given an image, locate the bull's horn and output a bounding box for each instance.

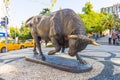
[68,35,78,39]
[90,40,100,46]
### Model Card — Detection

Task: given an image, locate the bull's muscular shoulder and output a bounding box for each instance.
[53,9,86,35]
[47,9,86,36]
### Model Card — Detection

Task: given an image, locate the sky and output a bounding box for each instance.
[8,0,120,27]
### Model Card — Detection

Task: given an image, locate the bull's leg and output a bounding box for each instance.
[48,38,61,55]
[33,42,38,56]
[36,40,45,60]
[76,54,87,64]
[30,27,45,60]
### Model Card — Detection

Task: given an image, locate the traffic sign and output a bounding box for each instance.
[0,16,9,27]
[0,21,5,26]
[0,32,6,37]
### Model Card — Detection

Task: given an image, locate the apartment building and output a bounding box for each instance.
[101,3,120,16]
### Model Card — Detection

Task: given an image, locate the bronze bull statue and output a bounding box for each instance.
[25,9,99,64]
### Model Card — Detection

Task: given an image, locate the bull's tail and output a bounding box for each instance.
[24,16,34,27]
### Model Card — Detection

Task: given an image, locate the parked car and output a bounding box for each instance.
[24,39,34,48]
[0,39,24,53]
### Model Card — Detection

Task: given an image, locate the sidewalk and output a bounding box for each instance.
[96,36,108,45]
[0,39,120,80]
[96,36,120,46]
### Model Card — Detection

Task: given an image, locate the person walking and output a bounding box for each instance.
[112,31,117,45]
[107,31,112,45]
[61,48,65,53]
[94,33,98,41]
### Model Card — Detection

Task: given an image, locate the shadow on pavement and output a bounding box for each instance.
[1,57,25,64]
[0,78,5,80]
[79,52,120,80]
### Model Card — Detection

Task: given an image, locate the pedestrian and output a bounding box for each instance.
[112,31,117,45]
[61,48,65,53]
[94,33,98,41]
[107,31,112,45]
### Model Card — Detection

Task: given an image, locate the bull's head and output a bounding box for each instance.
[68,35,100,56]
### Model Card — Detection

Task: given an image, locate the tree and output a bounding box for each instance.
[10,27,19,39]
[40,8,51,15]
[19,23,32,40]
[4,0,9,8]
[50,0,57,8]
[40,0,57,15]
[82,2,93,14]
[102,14,114,31]
[79,2,106,33]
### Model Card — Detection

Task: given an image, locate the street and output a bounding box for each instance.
[0,41,120,80]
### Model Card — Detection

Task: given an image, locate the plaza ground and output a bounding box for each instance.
[0,37,120,80]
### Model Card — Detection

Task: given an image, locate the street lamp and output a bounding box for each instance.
[1,16,9,52]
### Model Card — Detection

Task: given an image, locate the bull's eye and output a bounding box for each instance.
[69,39,76,47]
[75,39,80,48]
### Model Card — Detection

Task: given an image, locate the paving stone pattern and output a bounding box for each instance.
[0,37,120,80]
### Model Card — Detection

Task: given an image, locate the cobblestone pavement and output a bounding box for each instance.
[0,43,120,80]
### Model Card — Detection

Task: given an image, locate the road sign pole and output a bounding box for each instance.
[5,16,8,52]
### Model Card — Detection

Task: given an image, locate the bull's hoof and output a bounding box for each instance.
[33,55,46,61]
[33,54,38,58]
[34,52,38,55]
[41,56,46,61]
[48,51,56,55]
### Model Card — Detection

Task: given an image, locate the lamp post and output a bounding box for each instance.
[5,16,8,52]
[4,1,9,52]
[1,16,8,52]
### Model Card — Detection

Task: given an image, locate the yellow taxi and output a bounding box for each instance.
[24,39,34,48]
[0,39,24,53]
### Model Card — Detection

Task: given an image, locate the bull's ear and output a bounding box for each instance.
[33,16,41,24]
[68,35,78,39]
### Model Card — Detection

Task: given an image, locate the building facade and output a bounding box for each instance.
[101,3,120,16]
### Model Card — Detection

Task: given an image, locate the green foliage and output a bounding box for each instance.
[79,12,106,33]
[40,8,51,15]
[18,23,32,40]
[116,18,120,30]
[103,13,120,30]
[82,2,93,14]
[10,25,32,40]
[102,14,114,30]
[50,0,57,7]
[79,2,108,33]
[80,1,120,34]
[10,27,19,39]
